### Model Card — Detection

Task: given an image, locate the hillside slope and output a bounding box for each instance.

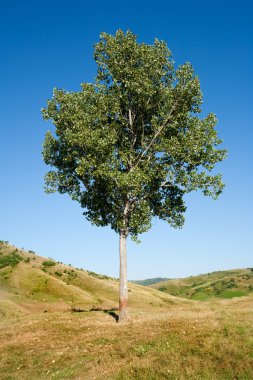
[0,242,186,319]
[1,242,253,379]
[130,277,170,286]
[150,268,253,300]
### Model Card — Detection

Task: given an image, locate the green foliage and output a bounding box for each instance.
[42,30,227,240]
[218,290,247,299]
[42,260,55,267]
[158,287,168,292]
[55,270,63,277]
[191,292,210,301]
[0,252,22,269]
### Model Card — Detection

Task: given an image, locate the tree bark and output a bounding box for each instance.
[118,229,130,323]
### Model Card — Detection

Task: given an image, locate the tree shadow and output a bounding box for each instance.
[71,305,119,321]
[104,309,119,322]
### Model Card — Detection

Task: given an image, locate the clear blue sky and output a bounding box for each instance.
[0,0,252,279]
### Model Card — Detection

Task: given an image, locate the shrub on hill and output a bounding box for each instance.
[0,251,23,269]
[42,260,55,267]
[87,270,114,281]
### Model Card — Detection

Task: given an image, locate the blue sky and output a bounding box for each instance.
[0,0,252,279]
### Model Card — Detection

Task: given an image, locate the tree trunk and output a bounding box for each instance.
[118,230,130,323]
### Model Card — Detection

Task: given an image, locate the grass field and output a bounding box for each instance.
[1,297,253,379]
[0,242,253,379]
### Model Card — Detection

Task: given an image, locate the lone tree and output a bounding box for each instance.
[42,30,227,323]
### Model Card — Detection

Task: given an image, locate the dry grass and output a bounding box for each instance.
[0,296,253,380]
[1,243,253,379]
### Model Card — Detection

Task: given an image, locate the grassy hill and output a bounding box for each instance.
[150,269,253,300]
[0,241,184,319]
[1,241,253,379]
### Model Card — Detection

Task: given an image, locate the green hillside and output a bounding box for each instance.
[0,241,185,319]
[130,277,170,286]
[150,268,253,300]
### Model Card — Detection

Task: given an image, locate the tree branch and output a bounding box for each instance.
[160,180,174,187]
[128,108,133,131]
[131,103,177,170]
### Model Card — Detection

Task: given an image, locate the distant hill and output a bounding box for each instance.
[131,277,170,286]
[0,241,184,319]
[150,269,253,300]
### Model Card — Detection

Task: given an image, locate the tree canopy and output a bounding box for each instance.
[42,30,227,241]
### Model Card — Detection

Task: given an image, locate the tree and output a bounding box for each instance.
[42,30,227,323]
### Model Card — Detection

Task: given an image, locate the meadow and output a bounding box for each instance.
[0,242,253,379]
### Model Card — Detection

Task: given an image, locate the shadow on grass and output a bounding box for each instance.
[71,306,119,321]
[104,310,119,322]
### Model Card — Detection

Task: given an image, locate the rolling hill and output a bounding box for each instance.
[0,241,185,319]
[1,241,253,379]
[150,268,253,300]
